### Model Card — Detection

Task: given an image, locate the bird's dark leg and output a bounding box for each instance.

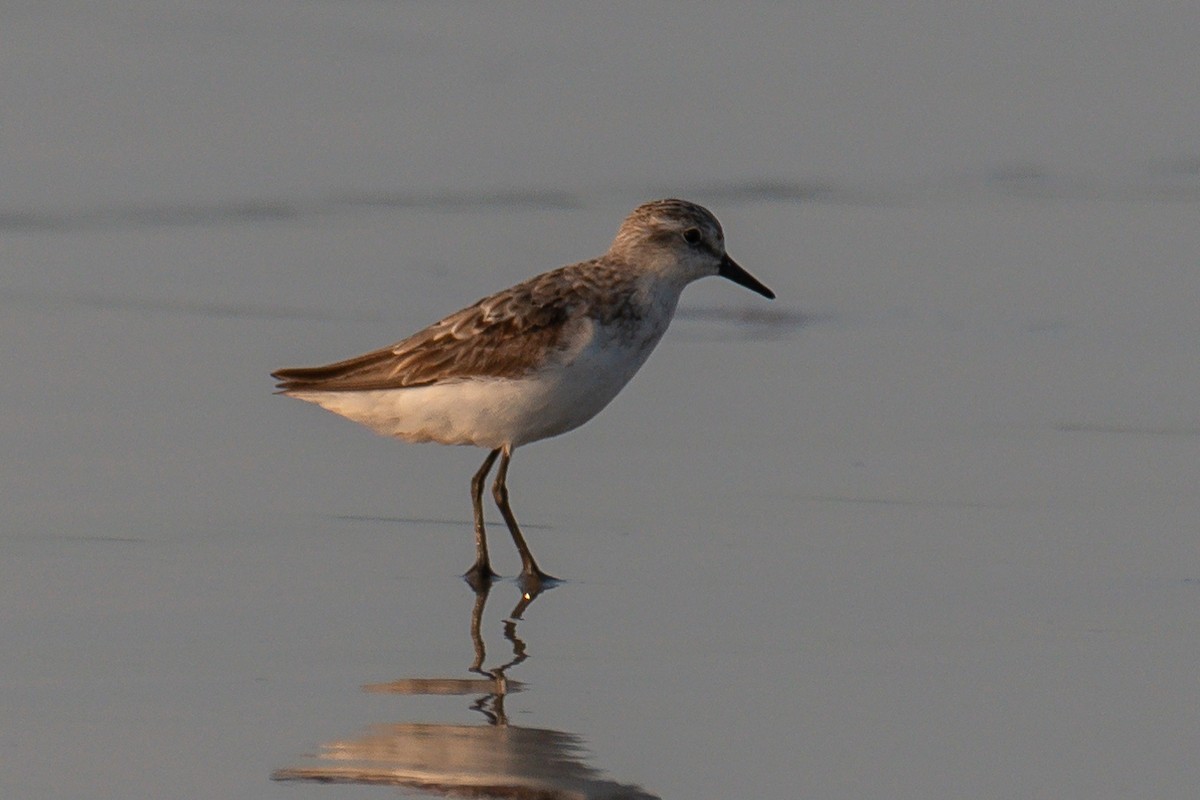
[492,446,558,591]
[464,448,502,590]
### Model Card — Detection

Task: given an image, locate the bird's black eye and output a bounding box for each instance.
[682,228,702,246]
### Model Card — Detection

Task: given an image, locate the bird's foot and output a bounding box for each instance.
[463,562,500,593]
[517,567,561,598]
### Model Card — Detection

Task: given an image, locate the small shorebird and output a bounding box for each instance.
[273,199,773,591]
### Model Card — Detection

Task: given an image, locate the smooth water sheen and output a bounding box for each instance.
[3,3,1199,799]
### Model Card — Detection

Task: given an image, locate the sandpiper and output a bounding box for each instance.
[273,199,774,591]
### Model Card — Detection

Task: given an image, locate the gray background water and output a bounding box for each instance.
[4,3,1199,798]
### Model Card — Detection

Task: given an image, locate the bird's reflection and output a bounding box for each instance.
[272,583,659,800]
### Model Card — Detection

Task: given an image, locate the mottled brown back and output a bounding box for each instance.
[272,258,639,392]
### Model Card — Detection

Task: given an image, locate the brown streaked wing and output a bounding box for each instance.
[272,268,587,392]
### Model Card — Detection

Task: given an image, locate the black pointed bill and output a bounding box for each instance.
[718,255,775,299]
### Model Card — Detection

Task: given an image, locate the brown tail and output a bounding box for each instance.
[272,345,410,392]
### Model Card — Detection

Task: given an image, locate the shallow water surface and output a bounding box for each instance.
[4,3,1200,799]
